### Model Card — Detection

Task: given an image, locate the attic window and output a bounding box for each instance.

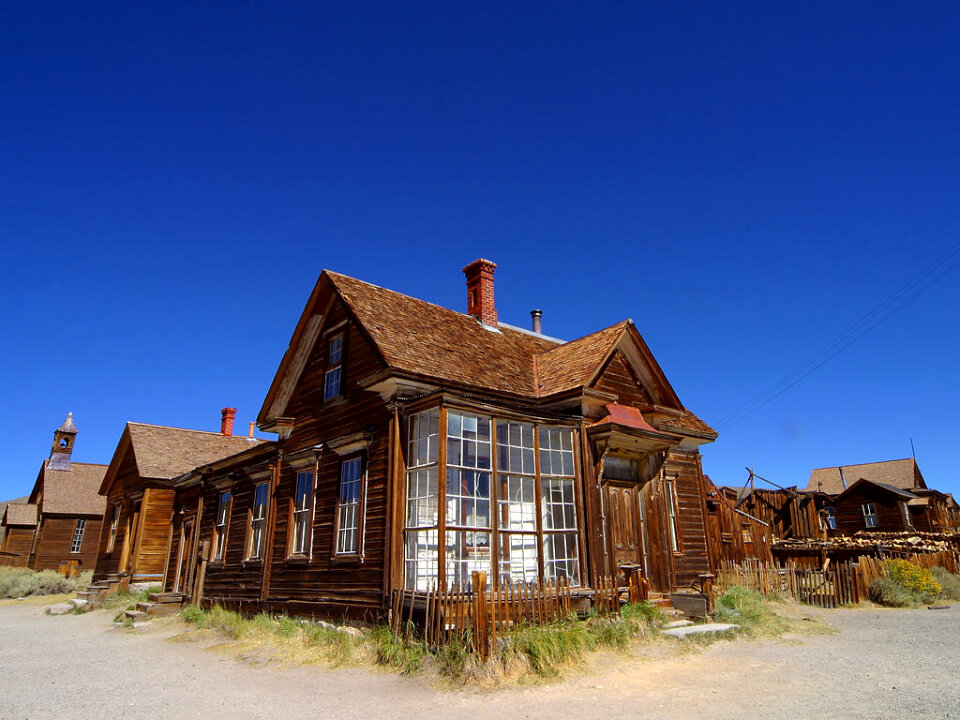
[59,438,69,448]
[323,333,344,401]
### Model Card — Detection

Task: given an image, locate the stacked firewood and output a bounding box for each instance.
[774,531,958,554]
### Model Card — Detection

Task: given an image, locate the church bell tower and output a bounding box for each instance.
[49,412,78,471]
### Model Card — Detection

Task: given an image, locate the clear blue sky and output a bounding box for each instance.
[2,2,958,501]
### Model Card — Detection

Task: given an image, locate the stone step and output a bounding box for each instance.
[68,598,89,609]
[77,591,101,602]
[45,603,75,616]
[663,619,694,629]
[663,623,739,639]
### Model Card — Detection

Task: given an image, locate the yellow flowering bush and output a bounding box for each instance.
[884,559,942,600]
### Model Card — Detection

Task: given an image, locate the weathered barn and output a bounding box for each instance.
[164,260,767,618]
[24,415,107,572]
[0,503,38,567]
[92,414,261,584]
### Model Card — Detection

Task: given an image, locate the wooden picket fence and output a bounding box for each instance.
[389,571,644,659]
[717,549,960,609]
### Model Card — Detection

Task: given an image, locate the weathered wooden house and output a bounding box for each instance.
[92,412,261,585]
[162,260,766,619]
[0,503,38,567]
[736,488,832,540]
[23,414,108,572]
[807,458,959,533]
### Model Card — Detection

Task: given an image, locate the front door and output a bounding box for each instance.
[605,483,645,573]
[174,517,196,595]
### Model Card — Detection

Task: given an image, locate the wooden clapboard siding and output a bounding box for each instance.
[0,526,36,566]
[738,489,826,540]
[833,484,911,534]
[30,515,102,571]
[129,488,175,581]
[93,446,142,579]
[592,351,652,407]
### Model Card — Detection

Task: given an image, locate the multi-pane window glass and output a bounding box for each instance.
[402,409,581,590]
[405,409,440,590]
[862,503,878,528]
[106,505,120,552]
[292,471,313,555]
[336,457,364,554]
[70,519,86,553]
[446,412,491,529]
[248,482,269,559]
[323,334,343,400]
[214,491,231,560]
[824,507,837,530]
[496,421,538,584]
[539,426,579,584]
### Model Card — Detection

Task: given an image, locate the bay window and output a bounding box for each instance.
[403,407,580,591]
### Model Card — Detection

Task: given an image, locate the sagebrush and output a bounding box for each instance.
[0,567,92,598]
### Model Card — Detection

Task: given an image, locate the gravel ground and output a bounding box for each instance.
[0,598,957,720]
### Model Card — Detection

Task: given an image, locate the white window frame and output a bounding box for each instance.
[824,507,837,530]
[665,478,680,552]
[70,519,86,553]
[213,491,231,560]
[248,482,269,560]
[323,333,344,401]
[862,503,878,528]
[291,471,314,556]
[335,456,365,555]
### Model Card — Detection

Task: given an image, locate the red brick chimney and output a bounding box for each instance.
[463,258,498,327]
[220,407,236,436]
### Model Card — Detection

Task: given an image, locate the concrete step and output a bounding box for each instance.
[663,623,739,639]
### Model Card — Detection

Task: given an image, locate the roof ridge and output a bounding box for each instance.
[127,421,259,439]
[813,458,914,471]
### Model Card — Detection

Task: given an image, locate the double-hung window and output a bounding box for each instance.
[445,411,492,588]
[248,482,269,560]
[496,421,538,584]
[404,409,440,591]
[106,505,120,552]
[70,519,86,553]
[213,491,231,560]
[539,426,580,584]
[336,457,364,555]
[323,333,344,400]
[291,471,314,556]
[862,503,878,528]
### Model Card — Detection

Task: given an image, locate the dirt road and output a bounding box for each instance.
[0,599,956,720]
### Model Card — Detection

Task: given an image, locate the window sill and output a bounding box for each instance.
[323,395,347,407]
[331,554,363,567]
[208,560,226,569]
[242,559,264,568]
[284,556,310,567]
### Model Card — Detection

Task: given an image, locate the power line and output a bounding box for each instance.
[716,242,960,432]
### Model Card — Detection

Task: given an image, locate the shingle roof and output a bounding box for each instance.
[37,461,108,516]
[807,458,922,495]
[328,271,559,397]
[127,423,264,480]
[535,321,630,396]
[2,502,37,526]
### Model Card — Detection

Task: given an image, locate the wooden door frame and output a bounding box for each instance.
[602,480,646,582]
[173,515,196,593]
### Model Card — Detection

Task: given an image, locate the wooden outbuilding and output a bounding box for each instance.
[93,414,261,585]
[0,503,38,567]
[24,414,107,572]
[164,260,768,618]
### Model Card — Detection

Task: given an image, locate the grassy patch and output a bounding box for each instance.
[931,567,960,601]
[0,567,92,599]
[711,586,790,638]
[867,561,960,607]
[176,601,665,684]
